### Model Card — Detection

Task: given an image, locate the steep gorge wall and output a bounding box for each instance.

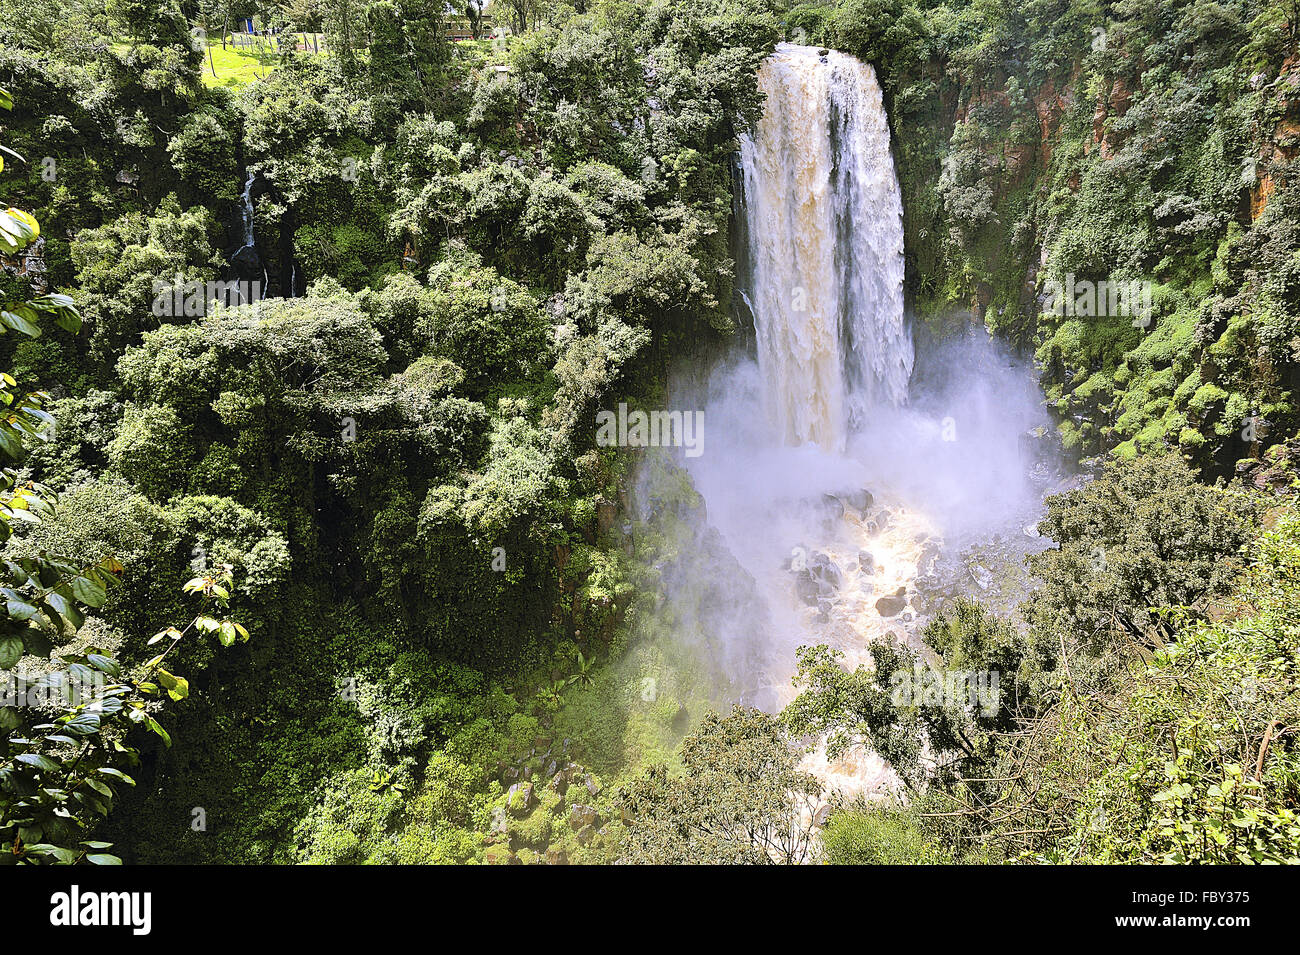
[808,2,1300,478]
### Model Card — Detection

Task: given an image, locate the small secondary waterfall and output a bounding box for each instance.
[739,44,911,450]
[237,170,256,251]
[232,170,268,300]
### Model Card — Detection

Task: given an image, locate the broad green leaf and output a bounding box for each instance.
[155,669,189,700]
[14,752,60,772]
[144,716,171,747]
[0,634,22,668]
[85,653,120,676]
[61,712,101,736]
[69,576,106,608]
[6,598,39,621]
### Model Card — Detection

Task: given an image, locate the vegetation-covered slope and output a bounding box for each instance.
[802,0,1300,471]
[1,0,1297,865]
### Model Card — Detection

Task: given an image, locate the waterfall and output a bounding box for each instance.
[739,44,911,451]
[646,45,1060,805]
[232,170,270,300]
[237,170,256,251]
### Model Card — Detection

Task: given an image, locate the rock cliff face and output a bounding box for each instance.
[1250,62,1300,220]
[899,50,1300,314]
[881,32,1300,474]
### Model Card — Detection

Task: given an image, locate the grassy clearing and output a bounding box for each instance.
[199,38,283,88]
[193,34,505,88]
[198,34,332,88]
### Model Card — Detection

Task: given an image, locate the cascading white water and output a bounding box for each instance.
[739,44,911,450]
[238,171,256,250]
[647,44,1059,807]
[234,170,269,300]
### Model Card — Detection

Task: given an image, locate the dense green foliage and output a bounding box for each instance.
[619,707,821,864]
[2,0,1298,865]
[1,89,251,865]
[1,0,781,863]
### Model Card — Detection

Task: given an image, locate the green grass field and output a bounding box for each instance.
[198,34,333,88]
[200,40,280,88]
[192,33,507,89]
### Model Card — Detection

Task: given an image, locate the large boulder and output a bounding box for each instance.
[795,573,821,606]
[569,804,600,831]
[845,489,875,513]
[791,549,842,606]
[819,494,845,519]
[808,550,843,589]
[876,592,907,617]
[506,781,536,815]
